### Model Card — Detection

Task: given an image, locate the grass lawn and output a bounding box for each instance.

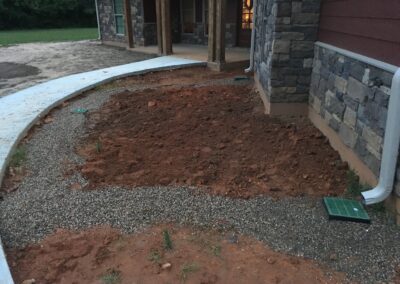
[0,28,98,46]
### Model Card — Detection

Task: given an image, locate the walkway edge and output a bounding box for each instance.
[0,56,205,284]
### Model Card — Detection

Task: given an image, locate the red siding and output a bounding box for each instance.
[318,0,400,66]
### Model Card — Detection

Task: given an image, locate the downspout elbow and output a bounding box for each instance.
[245,0,257,73]
[362,68,400,205]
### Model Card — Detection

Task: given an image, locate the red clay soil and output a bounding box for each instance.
[77,71,348,198]
[8,225,346,284]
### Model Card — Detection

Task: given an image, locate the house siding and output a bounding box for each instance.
[318,0,400,66]
[98,0,239,47]
[310,0,400,195]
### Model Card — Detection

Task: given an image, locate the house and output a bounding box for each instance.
[96,0,400,222]
[96,0,253,48]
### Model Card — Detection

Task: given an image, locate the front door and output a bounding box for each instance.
[237,0,253,47]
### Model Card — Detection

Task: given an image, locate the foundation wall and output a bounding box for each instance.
[309,42,400,219]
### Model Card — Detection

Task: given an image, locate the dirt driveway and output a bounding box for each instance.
[0,40,155,97]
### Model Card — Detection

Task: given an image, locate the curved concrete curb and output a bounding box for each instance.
[0,56,205,284]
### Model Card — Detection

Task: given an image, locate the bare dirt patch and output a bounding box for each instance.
[77,68,348,198]
[8,225,346,284]
[0,62,40,79]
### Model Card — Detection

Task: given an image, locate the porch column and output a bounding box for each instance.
[123,0,134,48]
[208,0,226,70]
[156,0,173,55]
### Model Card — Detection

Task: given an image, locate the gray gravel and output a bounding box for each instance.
[1,76,400,283]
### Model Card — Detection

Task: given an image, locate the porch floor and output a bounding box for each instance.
[130,44,250,66]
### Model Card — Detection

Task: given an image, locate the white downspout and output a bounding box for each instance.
[362,68,400,205]
[95,0,102,40]
[245,0,257,73]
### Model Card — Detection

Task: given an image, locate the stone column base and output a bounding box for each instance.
[207,61,226,72]
[254,75,308,116]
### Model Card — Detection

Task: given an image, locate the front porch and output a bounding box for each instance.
[118,0,253,70]
[130,43,250,70]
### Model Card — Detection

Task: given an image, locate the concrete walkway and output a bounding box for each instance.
[0,56,205,284]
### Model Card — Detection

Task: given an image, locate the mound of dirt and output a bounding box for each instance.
[77,71,348,198]
[8,225,346,284]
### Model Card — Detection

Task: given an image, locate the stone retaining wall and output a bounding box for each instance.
[254,0,320,105]
[309,44,397,189]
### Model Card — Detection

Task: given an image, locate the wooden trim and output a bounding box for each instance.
[123,0,134,48]
[207,0,216,62]
[161,0,173,55]
[215,0,226,64]
[156,0,163,54]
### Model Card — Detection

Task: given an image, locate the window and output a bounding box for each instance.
[182,0,195,33]
[241,0,253,30]
[114,0,125,35]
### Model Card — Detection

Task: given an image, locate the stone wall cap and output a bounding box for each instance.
[316,42,399,74]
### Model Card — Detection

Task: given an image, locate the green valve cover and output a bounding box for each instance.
[71,108,88,114]
[323,197,370,223]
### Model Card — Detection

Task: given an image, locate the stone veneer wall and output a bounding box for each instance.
[180,23,236,47]
[254,0,320,104]
[309,44,397,190]
[98,0,146,46]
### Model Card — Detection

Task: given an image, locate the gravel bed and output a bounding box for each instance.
[1,76,400,283]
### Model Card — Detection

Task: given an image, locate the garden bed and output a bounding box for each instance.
[78,68,348,198]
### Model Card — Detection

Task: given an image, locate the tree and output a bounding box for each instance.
[0,0,96,30]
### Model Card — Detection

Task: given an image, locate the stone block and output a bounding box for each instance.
[334,75,348,93]
[343,95,359,111]
[362,68,370,85]
[276,17,291,25]
[292,13,320,25]
[276,32,305,40]
[325,90,345,119]
[311,95,321,113]
[298,75,311,85]
[362,126,383,157]
[292,2,302,13]
[374,88,390,107]
[303,58,313,68]
[284,75,298,86]
[277,2,292,17]
[343,107,357,129]
[273,40,291,53]
[301,1,321,13]
[291,41,315,52]
[327,73,335,91]
[370,67,394,87]
[317,78,327,98]
[349,61,365,82]
[339,124,358,148]
[329,114,341,132]
[347,77,372,103]
[313,59,321,74]
[271,87,297,95]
